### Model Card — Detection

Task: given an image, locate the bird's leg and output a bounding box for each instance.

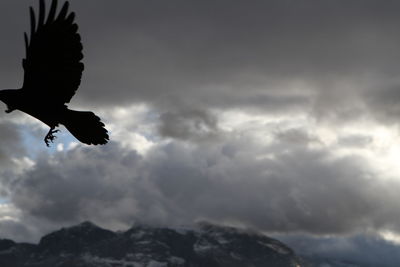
[5,105,15,113]
[44,127,60,147]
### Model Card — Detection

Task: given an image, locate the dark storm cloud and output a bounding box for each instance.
[7,128,400,239]
[61,0,400,122]
[2,1,400,121]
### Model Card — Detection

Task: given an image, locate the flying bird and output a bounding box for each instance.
[0,0,109,146]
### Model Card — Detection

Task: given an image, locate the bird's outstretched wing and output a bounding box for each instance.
[22,0,84,104]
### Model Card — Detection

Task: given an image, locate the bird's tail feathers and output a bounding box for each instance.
[62,109,109,145]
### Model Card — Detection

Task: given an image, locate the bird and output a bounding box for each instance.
[0,0,109,147]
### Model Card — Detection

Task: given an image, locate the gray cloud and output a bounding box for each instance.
[158,108,219,141]
[273,127,320,146]
[11,143,142,225]
[278,234,400,267]
[4,128,400,242]
[0,219,33,242]
[0,121,24,163]
[337,134,373,148]
[363,83,400,124]
[0,120,26,198]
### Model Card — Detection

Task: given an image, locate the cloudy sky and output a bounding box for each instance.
[2,0,400,265]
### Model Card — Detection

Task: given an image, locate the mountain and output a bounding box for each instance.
[0,221,307,267]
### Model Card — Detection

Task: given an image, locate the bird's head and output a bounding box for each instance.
[0,89,17,113]
[0,90,13,103]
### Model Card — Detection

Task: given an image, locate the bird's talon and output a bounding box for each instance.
[44,128,59,147]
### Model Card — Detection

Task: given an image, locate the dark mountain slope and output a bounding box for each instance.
[0,221,306,267]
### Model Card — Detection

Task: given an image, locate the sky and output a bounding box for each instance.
[1,0,400,265]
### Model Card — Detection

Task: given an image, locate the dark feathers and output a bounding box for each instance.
[23,0,84,105]
[0,0,109,146]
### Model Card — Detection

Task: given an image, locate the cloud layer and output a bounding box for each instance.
[3,124,400,239]
[1,1,400,265]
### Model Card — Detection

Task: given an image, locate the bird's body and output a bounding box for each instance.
[0,0,109,146]
[0,89,64,127]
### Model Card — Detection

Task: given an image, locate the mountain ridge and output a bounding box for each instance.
[0,221,307,267]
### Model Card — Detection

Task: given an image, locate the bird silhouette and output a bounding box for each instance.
[0,0,109,146]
